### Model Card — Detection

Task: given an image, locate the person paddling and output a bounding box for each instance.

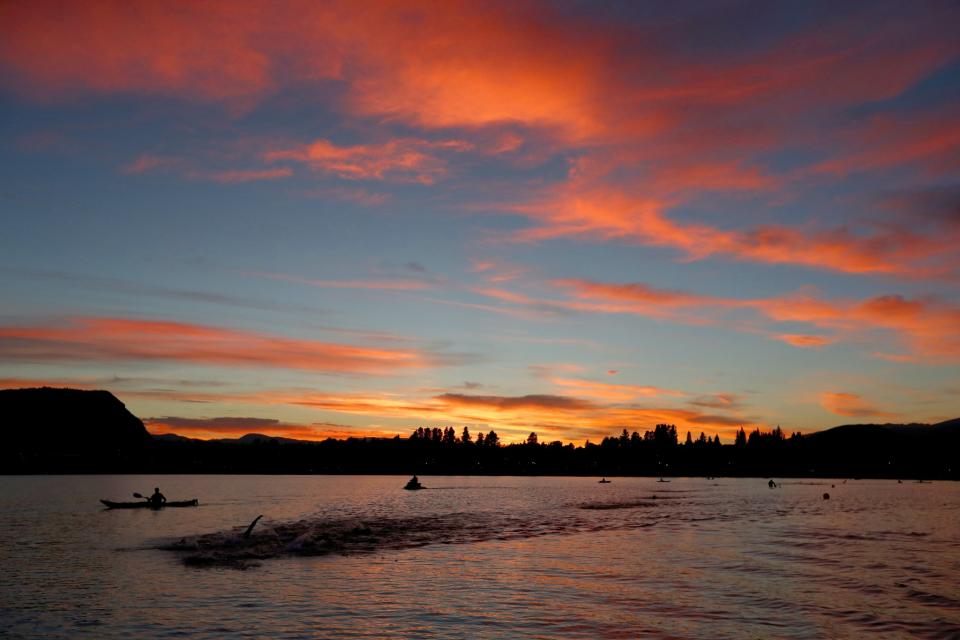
[149,487,167,507]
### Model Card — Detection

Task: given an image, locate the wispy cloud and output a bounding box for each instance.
[508,184,960,278]
[265,138,470,184]
[120,153,181,175]
[246,270,436,291]
[547,376,683,402]
[773,334,835,348]
[469,277,960,362]
[202,167,293,183]
[0,316,450,374]
[819,392,898,419]
[0,266,325,315]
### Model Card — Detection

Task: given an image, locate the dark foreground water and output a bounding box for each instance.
[1,475,958,638]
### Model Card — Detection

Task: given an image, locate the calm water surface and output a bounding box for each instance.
[1,475,958,638]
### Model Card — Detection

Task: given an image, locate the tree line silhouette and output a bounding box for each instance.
[65,420,947,479]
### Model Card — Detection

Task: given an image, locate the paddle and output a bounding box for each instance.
[132,492,148,500]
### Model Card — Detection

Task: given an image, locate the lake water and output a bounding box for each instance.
[1,475,958,638]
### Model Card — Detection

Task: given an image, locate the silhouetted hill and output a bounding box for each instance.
[3,387,150,449]
[152,432,371,445]
[2,387,151,472]
[217,433,308,445]
[782,420,959,478]
[151,433,195,443]
[931,417,960,431]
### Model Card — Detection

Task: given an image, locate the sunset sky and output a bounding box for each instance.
[1,1,959,443]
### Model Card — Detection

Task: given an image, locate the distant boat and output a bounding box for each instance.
[657,478,670,483]
[101,499,198,509]
[404,476,424,490]
[598,478,611,483]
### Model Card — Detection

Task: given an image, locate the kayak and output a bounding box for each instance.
[100,499,199,509]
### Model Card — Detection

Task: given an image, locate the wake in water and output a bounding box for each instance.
[160,496,680,568]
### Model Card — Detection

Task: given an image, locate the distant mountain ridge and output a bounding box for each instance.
[217,433,311,445]
[152,432,373,445]
[811,418,960,434]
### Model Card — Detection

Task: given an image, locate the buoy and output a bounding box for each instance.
[822,493,830,500]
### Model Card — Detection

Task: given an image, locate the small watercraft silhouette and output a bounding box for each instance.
[598,478,611,483]
[403,476,424,490]
[101,498,198,509]
[657,478,670,483]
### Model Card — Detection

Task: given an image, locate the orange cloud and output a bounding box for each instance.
[437,393,594,412]
[510,182,960,277]
[121,154,180,175]
[556,279,699,306]
[0,317,442,374]
[0,2,613,139]
[470,258,529,284]
[202,167,293,183]
[145,415,404,441]
[5,2,952,139]
[773,334,835,348]
[689,394,743,410]
[755,293,960,361]
[5,2,958,283]
[819,392,898,419]
[266,138,469,184]
[0,1,288,106]
[473,277,960,362]
[547,377,683,402]
[812,108,960,178]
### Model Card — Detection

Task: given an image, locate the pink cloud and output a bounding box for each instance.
[508,183,960,277]
[120,153,180,174]
[819,392,898,418]
[265,138,469,184]
[471,277,960,362]
[202,167,293,183]
[774,334,835,348]
[0,316,445,374]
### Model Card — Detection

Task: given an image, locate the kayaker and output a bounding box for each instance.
[149,487,167,506]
